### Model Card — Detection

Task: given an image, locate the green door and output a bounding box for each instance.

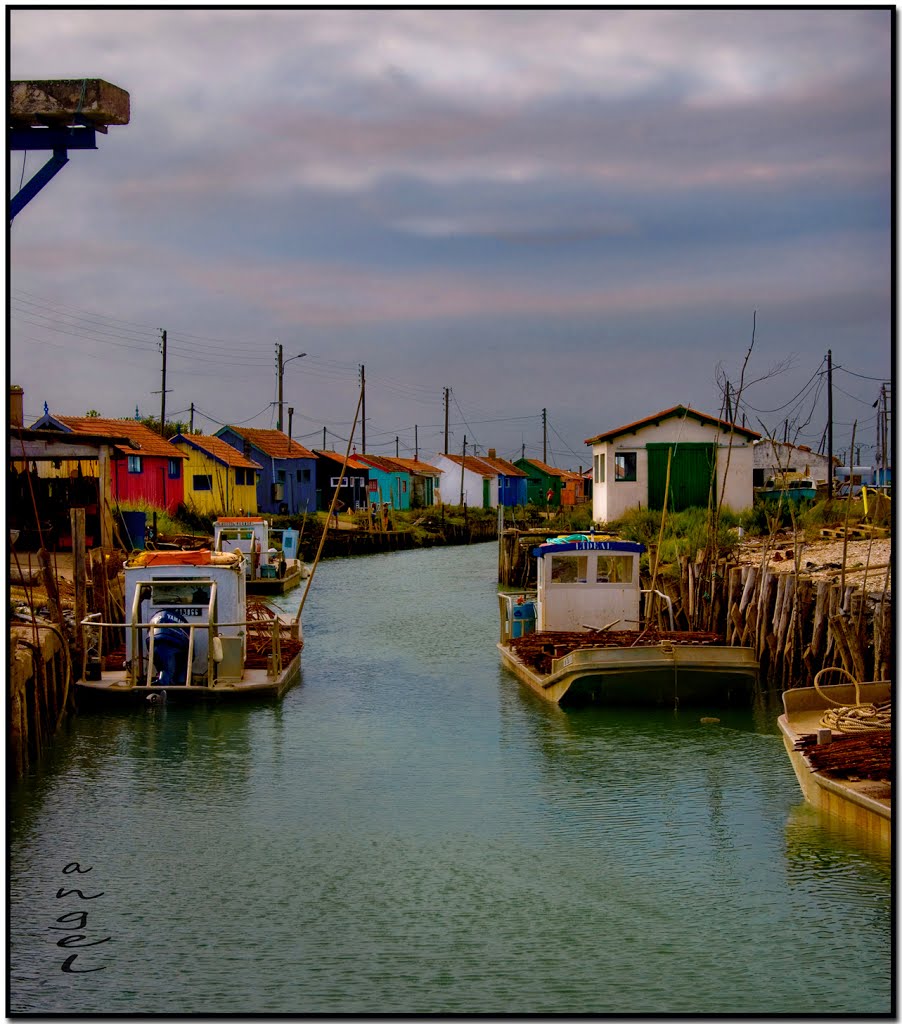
[647,443,716,511]
[483,478,491,508]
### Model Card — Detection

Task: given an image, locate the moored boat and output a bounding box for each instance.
[498,535,758,706]
[777,671,891,847]
[212,516,308,595]
[75,548,302,705]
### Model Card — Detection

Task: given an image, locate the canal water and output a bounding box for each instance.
[9,542,892,1016]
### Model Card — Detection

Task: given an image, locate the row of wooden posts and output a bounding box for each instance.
[499,529,892,689]
[652,556,892,689]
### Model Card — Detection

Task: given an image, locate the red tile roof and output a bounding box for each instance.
[388,456,444,476]
[475,454,528,477]
[173,433,261,470]
[356,453,409,474]
[53,416,187,458]
[221,426,316,459]
[585,405,761,445]
[441,453,495,477]
[313,450,371,471]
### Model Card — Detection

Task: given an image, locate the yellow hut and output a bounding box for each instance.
[171,432,261,516]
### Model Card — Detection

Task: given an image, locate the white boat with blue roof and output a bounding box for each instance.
[498,533,758,707]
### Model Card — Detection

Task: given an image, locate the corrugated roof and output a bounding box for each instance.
[51,416,187,458]
[173,433,261,470]
[220,426,316,459]
[585,405,761,445]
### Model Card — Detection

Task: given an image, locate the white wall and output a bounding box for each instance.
[753,440,833,483]
[430,454,494,507]
[589,417,756,523]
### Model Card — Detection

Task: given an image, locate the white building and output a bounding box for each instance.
[585,405,760,524]
[752,439,835,487]
[430,452,496,507]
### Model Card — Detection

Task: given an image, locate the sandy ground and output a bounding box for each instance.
[735,534,891,592]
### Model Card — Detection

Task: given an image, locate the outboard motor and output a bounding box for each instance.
[146,610,190,686]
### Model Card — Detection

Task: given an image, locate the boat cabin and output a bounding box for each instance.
[534,537,645,631]
[213,517,300,580]
[122,551,247,685]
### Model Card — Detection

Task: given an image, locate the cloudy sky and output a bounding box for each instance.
[9,8,892,469]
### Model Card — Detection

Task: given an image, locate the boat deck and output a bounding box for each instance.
[777,681,891,845]
[507,628,730,675]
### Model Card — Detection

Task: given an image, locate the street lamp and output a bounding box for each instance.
[276,345,306,433]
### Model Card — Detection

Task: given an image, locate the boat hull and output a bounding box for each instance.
[74,654,302,705]
[777,681,891,848]
[246,565,304,596]
[498,641,758,707]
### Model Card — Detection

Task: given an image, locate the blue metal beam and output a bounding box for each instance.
[9,126,98,220]
[9,126,97,150]
[10,149,69,221]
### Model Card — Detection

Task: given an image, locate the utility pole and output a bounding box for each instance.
[827,350,834,498]
[276,344,283,431]
[542,408,547,463]
[444,387,450,454]
[189,402,194,433]
[360,365,366,453]
[415,425,418,461]
[288,407,294,445]
[158,329,168,437]
[323,427,327,450]
[395,436,399,458]
[276,345,306,432]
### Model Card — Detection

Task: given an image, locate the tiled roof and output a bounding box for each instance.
[585,405,761,445]
[440,453,494,477]
[356,454,410,474]
[477,454,528,477]
[173,433,261,470]
[51,416,187,458]
[388,456,444,476]
[520,458,566,478]
[313,450,371,471]
[220,426,316,459]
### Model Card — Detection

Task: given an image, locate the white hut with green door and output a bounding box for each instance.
[585,405,760,523]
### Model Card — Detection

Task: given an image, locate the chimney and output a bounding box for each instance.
[10,385,23,427]
[488,448,496,459]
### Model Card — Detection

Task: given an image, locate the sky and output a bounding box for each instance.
[8,8,892,471]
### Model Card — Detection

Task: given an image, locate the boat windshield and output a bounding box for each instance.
[149,582,212,606]
[550,555,588,583]
[596,555,633,583]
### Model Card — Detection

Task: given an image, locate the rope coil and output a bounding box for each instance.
[813,666,892,733]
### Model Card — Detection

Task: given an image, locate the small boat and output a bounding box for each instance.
[75,548,303,705]
[497,534,758,706]
[757,474,820,503]
[212,516,308,595]
[777,671,891,847]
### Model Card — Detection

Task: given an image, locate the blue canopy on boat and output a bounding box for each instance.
[533,538,645,557]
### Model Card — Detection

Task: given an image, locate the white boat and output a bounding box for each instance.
[212,516,308,595]
[75,548,302,705]
[777,674,891,848]
[498,534,758,706]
